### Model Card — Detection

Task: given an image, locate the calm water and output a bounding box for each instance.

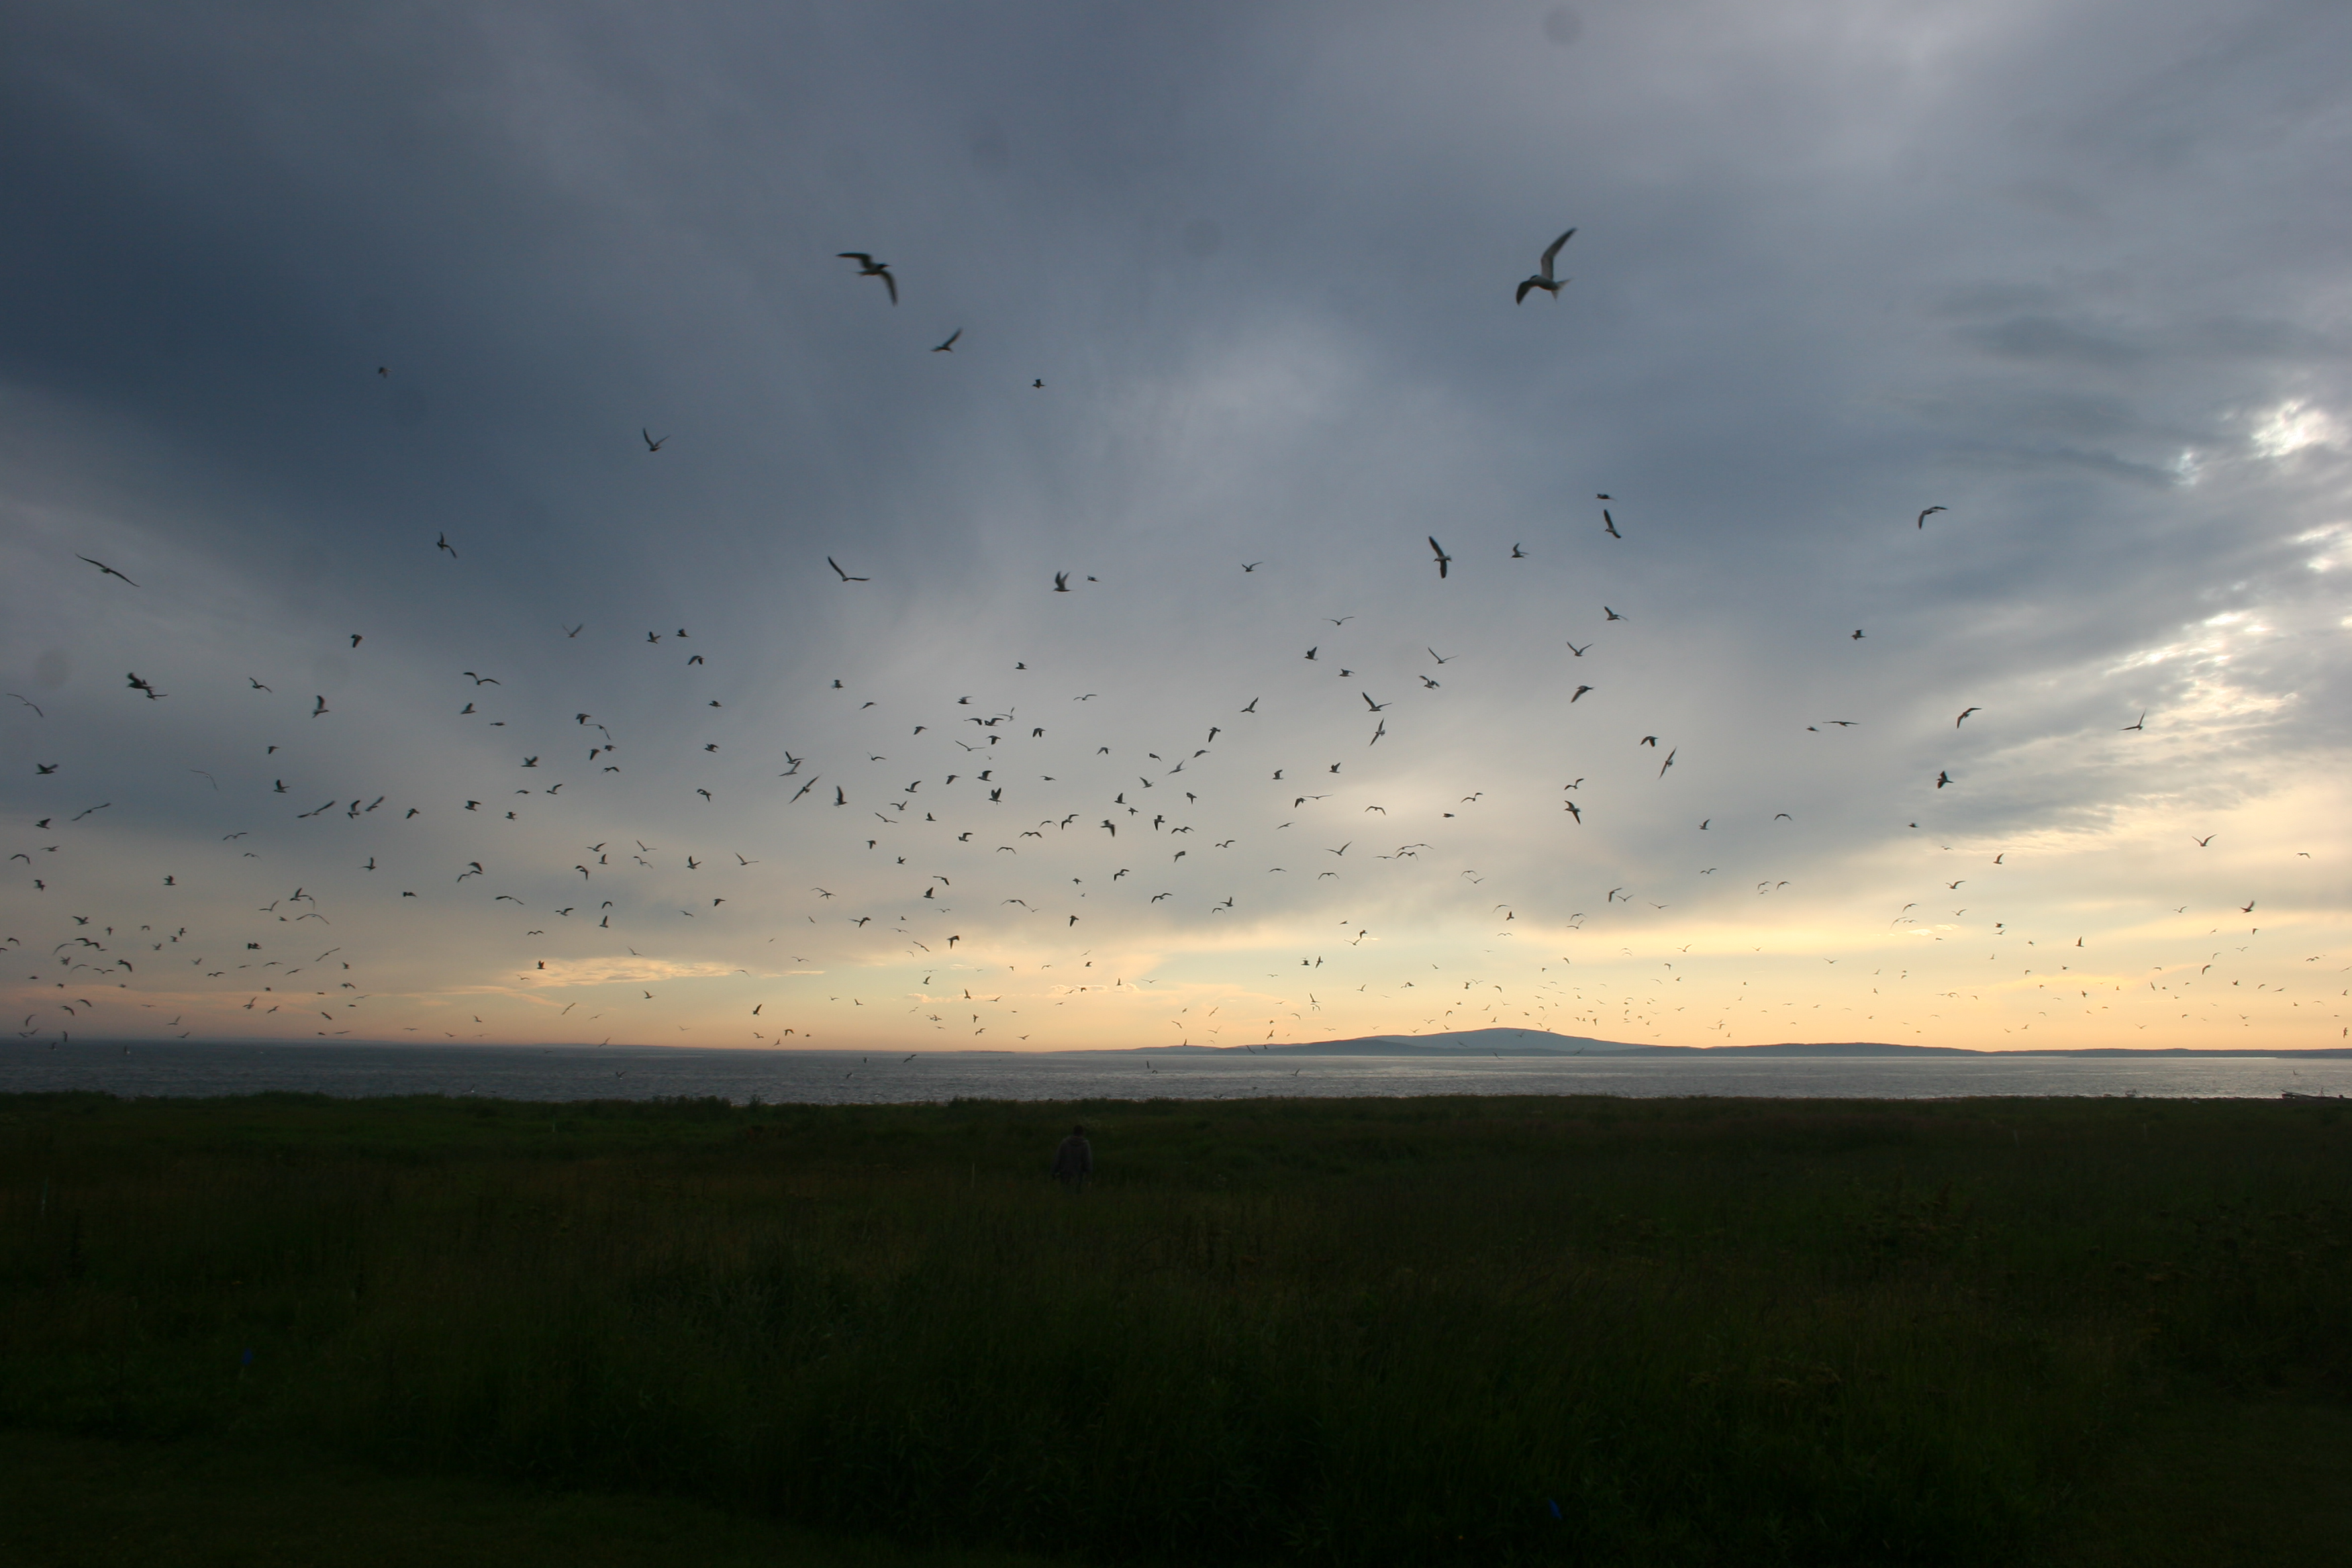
[5,1042,2348,1104]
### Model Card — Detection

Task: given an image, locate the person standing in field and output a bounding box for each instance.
[1050,1124,1092,1193]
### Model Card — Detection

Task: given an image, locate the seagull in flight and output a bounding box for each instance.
[931,329,961,352]
[1515,228,1575,303]
[641,429,667,452]
[1956,707,1980,727]
[837,252,897,303]
[1427,537,1452,579]
[2121,712,2146,732]
[435,533,457,558]
[828,556,869,583]
[1916,506,1946,529]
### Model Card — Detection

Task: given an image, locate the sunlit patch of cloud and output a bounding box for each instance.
[2296,522,2351,573]
[2106,607,2274,677]
[2161,670,2296,729]
[495,956,744,990]
[2247,399,2343,459]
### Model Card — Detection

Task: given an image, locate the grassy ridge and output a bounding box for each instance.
[2,1091,2347,1565]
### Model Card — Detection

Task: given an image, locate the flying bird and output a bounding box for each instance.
[1428,537,1452,579]
[76,555,138,587]
[1053,573,1070,592]
[435,533,457,558]
[837,252,897,303]
[1957,707,1980,727]
[828,556,869,583]
[2121,712,2146,732]
[1515,228,1575,303]
[1916,506,1946,529]
[642,429,667,452]
[1602,510,1620,539]
[931,329,961,352]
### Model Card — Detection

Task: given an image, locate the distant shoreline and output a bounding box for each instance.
[18,1032,2352,1060]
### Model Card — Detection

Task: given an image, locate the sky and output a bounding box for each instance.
[3,0,2348,1053]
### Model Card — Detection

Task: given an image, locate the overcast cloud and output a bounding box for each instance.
[3,1,2347,1052]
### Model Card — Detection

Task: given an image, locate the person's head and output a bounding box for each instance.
[1071,1123,1086,1136]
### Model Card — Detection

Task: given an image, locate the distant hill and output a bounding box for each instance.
[1128,1028,2352,1060]
[1134,1028,1640,1057]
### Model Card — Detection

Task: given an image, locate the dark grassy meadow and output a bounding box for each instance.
[1,1091,2346,1567]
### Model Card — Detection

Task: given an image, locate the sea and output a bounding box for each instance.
[5,1042,2349,1104]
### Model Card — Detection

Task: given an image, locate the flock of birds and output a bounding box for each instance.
[5,228,2339,1058]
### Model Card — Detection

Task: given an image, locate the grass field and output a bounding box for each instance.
[1,1091,2345,1565]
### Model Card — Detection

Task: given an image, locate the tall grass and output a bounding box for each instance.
[3,1091,2345,1565]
